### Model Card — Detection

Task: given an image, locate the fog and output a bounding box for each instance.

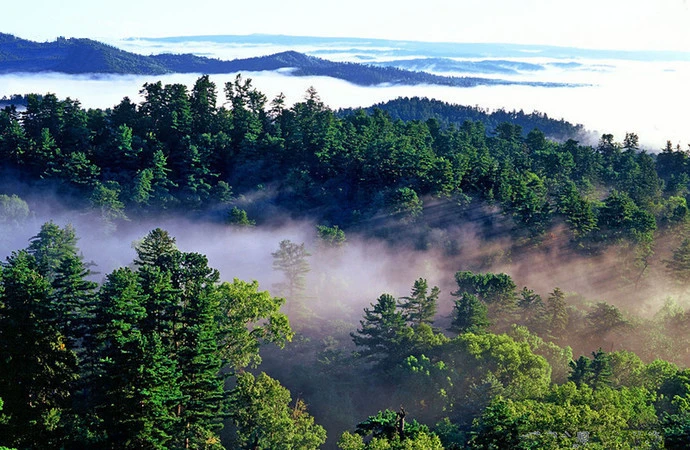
[0,200,457,325]
[1,38,689,325]
[2,57,688,148]
[108,36,690,148]
[2,187,685,333]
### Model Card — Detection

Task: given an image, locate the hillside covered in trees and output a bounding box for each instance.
[3,75,690,448]
[0,33,574,88]
[339,96,590,142]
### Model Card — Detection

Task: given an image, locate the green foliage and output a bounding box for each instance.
[598,190,656,243]
[351,293,412,369]
[3,74,690,449]
[271,239,311,312]
[508,325,573,384]
[316,224,346,248]
[568,349,613,390]
[398,278,439,326]
[0,398,16,450]
[453,271,516,330]
[0,250,78,449]
[544,288,569,342]
[338,409,444,450]
[450,293,490,334]
[227,372,326,450]
[666,238,690,285]
[0,76,673,266]
[227,206,255,227]
[472,384,661,449]
[27,221,80,282]
[216,278,293,371]
[453,271,516,307]
[90,180,128,225]
[556,181,598,238]
[0,194,29,227]
[0,224,307,449]
[386,187,423,223]
[452,332,552,400]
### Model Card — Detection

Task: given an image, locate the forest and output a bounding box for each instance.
[2,74,690,448]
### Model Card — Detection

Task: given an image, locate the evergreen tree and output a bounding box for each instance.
[666,238,690,286]
[0,251,78,449]
[568,349,612,390]
[147,149,178,210]
[316,224,346,248]
[190,74,218,136]
[227,207,255,227]
[91,267,181,449]
[351,293,412,369]
[450,293,491,334]
[398,278,439,326]
[27,221,80,282]
[271,239,311,314]
[453,271,516,330]
[134,228,179,269]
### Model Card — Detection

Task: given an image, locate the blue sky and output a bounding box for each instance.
[4,0,690,51]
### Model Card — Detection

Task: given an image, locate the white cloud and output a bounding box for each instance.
[4,0,690,51]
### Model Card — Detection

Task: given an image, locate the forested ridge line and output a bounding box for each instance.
[4,75,690,449]
[1,74,686,251]
[0,33,572,88]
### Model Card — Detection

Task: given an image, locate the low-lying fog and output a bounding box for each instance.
[2,38,689,324]
[1,57,688,149]
[2,193,686,328]
[0,208,458,322]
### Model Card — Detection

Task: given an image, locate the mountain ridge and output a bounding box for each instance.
[133,33,690,61]
[0,33,574,88]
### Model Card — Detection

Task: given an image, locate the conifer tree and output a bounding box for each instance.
[91,267,181,448]
[398,278,439,326]
[450,293,491,334]
[351,293,412,368]
[0,251,78,449]
[271,239,311,314]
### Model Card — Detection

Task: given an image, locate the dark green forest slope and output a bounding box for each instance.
[341,96,591,142]
[3,75,690,448]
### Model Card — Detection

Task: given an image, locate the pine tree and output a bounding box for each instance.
[169,252,227,448]
[545,288,569,341]
[351,294,412,368]
[91,267,181,449]
[398,278,439,326]
[134,228,179,270]
[271,239,311,314]
[0,251,78,449]
[450,293,490,334]
[27,221,80,282]
[666,238,690,286]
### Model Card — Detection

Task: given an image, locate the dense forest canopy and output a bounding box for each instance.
[2,74,690,448]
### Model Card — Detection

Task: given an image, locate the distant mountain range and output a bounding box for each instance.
[135,34,690,62]
[0,33,575,88]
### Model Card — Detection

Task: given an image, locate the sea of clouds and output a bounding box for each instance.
[2,37,688,149]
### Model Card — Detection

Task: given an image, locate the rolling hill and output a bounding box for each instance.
[0,33,574,88]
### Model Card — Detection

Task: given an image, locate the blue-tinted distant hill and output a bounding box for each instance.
[371,58,548,75]
[0,34,170,74]
[0,33,574,88]
[138,34,690,62]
